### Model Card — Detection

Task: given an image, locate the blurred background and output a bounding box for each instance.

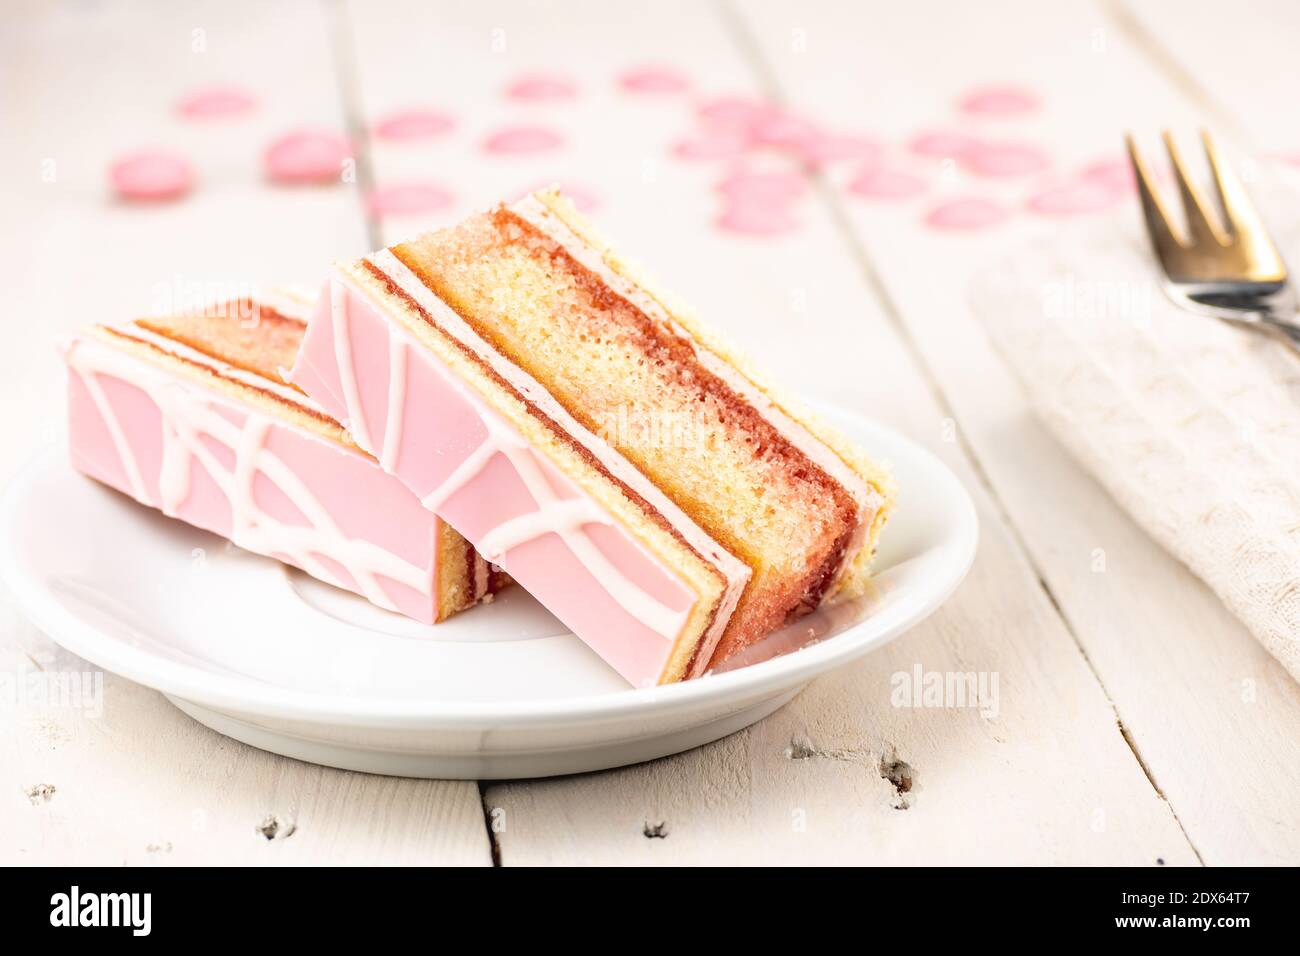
[6,0,1297,483]
[7,0,1300,866]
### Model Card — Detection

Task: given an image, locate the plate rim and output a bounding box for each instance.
[0,406,978,729]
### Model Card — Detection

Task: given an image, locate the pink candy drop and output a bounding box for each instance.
[1026,181,1121,216]
[673,128,752,160]
[925,198,1008,230]
[959,86,1038,116]
[482,126,565,154]
[175,86,256,119]
[618,66,690,94]
[716,169,807,202]
[367,183,455,217]
[264,129,351,184]
[506,73,577,101]
[716,202,800,236]
[960,142,1050,177]
[848,168,928,200]
[373,109,455,141]
[109,151,194,201]
[909,130,983,158]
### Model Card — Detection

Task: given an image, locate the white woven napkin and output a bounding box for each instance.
[972,216,1300,683]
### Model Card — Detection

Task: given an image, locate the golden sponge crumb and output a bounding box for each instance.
[396,208,863,654]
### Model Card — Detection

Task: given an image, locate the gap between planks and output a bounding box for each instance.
[716,0,1210,864]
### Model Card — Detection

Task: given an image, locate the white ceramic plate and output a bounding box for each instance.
[0,407,977,778]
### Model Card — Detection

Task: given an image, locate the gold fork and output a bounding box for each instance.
[1126,131,1300,347]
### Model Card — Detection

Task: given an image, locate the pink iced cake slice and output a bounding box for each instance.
[65,292,506,623]
[291,189,895,685]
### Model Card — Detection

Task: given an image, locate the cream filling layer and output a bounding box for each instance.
[363,251,750,674]
[513,194,883,592]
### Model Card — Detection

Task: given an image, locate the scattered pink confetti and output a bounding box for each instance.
[716,202,801,236]
[366,182,455,217]
[925,198,1008,230]
[373,109,455,141]
[1080,158,1135,193]
[175,85,256,119]
[109,150,193,201]
[909,130,983,158]
[716,169,807,202]
[264,129,351,184]
[506,73,577,101]
[618,66,690,94]
[519,182,601,213]
[959,86,1038,116]
[697,96,779,126]
[848,168,928,200]
[1026,181,1122,216]
[960,142,1050,177]
[673,128,752,160]
[482,126,565,154]
[798,134,882,165]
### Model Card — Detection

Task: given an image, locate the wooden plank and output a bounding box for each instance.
[0,0,491,866]
[733,0,1300,864]
[344,0,1198,864]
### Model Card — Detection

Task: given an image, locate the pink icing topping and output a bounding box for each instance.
[264,129,351,184]
[618,66,690,94]
[373,109,455,141]
[175,86,256,119]
[482,126,565,154]
[65,333,447,622]
[109,151,193,202]
[293,273,738,684]
[924,198,1009,230]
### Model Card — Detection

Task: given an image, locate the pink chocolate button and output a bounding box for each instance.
[176,86,256,119]
[109,151,194,201]
[264,129,351,184]
[373,109,455,141]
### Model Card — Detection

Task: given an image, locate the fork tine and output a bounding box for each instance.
[1162,130,1229,247]
[1126,133,1185,267]
[1200,131,1288,282]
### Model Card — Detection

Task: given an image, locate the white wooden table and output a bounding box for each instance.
[4,0,1299,866]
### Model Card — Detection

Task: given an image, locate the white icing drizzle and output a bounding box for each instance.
[380,334,407,472]
[478,498,611,560]
[363,249,751,670]
[66,336,434,612]
[331,279,375,454]
[329,280,688,640]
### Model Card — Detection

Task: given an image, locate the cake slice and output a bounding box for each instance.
[291,189,895,684]
[64,291,504,623]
